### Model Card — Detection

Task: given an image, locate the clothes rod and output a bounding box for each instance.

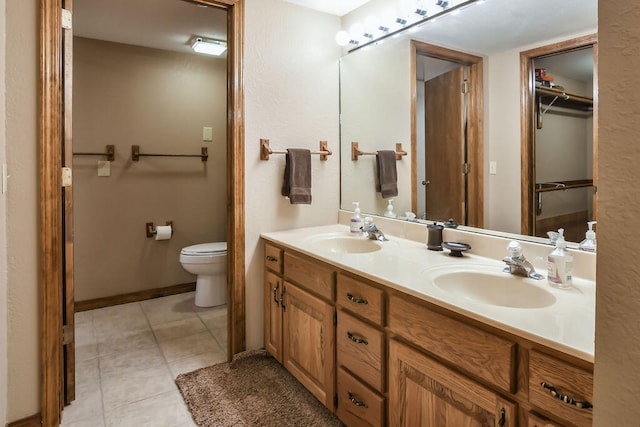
[351,142,407,161]
[73,144,115,161]
[260,139,332,161]
[131,145,208,162]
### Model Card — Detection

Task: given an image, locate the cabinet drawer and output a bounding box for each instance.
[529,350,593,427]
[337,310,384,392]
[337,274,384,326]
[388,294,516,393]
[264,243,283,274]
[337,368,385,427]
[284,252,335,300]
[527,411,561,427]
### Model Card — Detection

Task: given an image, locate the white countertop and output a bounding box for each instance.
[261,224,595,363]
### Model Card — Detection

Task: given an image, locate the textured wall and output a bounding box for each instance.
[244,0,341,350]
[73,38,227,301]
[5,0,40,421]
[0,0,7,423]
[594,1,640,424]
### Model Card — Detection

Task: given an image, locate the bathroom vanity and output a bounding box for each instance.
[261,221,595,427]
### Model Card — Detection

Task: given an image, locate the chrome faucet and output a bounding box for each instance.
[362,218,388,241]
[502,241,543,280]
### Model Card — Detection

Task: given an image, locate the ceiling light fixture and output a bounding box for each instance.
[191,37,227,56]
[337,0,483,52]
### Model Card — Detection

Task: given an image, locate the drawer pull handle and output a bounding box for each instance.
[346,293,368,305]
[347,391,368,408]
[541,382,593,409]
[347,331,368,345]
[498,408,506,427]
[273,282,280,305]
[266,255,278,262]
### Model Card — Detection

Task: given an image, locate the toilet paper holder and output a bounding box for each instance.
[146,221,173,238]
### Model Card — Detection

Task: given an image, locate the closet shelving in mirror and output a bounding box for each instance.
[536,86,593,129]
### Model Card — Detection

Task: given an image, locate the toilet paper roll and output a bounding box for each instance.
[155,225,172,241]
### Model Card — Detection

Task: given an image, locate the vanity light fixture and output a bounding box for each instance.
[336,0,483,51]
[191,37,227,56]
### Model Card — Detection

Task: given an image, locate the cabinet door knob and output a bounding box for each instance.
[498,408,506,427]
[540,382,593,409]
[347,331,368,345]
[346,293,368,305]
[347,391,368,408]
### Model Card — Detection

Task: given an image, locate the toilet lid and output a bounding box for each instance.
[181,242,227,256]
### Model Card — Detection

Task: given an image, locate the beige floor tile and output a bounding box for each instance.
[158,331,221,362]
[99,344,166,378]
[98,329,157,356]
[61,414,105,427]
[167,348,227,378]
[140,294,199,327]
[76,342,99,363]
[196,305,227,330]
[60,381,103,424]
[152,317,207,343]
[101,364,175,411]
[104,390,192,427]
[93,303,150,342]
[76,357,100,387]
[74,310,94,326]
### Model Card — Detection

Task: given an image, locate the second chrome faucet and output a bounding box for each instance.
[502,240,543,280]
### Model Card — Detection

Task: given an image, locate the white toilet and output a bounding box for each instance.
[179,242,227,307]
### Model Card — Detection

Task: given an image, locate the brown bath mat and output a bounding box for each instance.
[175,349,343,427]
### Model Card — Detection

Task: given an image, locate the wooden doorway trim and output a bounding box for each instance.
[519,33,597,236]
[39,1,245,425]
[411,40,484,227]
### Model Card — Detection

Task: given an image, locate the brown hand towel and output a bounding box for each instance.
[281,148,312,204]
[376,150,398,199]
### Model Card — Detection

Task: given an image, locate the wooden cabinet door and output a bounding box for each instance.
[283,281,335,410]
[389,340,516,427]
[264,270,283,363]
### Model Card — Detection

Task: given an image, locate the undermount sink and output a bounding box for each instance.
[431,269,556,309]
[311,235,382,254]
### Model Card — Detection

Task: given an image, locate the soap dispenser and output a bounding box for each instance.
[350,202,363,233]
[579,221,597,252]
[547,228,573,288]
[384,199,397,218]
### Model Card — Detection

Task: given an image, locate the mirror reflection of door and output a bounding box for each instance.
[412,41,483,228]
[531,47,595,242]
[423,64,467,223]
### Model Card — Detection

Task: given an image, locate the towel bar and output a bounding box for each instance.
[351,142,407,161]
[73,144,115,161]
[260,139,332,161]
[132,145,208,162]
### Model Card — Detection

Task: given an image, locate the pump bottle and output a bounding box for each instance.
[547,228,573,288]
[579,221,597,252]
[350,202,363,233]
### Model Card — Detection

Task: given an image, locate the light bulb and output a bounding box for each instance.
[335,30,350,46]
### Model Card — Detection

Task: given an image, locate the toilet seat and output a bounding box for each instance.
[181,242,227,256]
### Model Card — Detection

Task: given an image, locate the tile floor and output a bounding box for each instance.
[60,292,228,427]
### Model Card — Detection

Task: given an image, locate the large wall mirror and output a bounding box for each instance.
[339,0,598,243]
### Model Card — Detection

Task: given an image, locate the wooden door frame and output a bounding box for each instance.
[411,40,484,227]
[519,34,597,236]
[39,1,245,425]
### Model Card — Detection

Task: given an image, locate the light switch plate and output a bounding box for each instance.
[489,161,497,175]
[202,127,213,142]
[98,161,111,177]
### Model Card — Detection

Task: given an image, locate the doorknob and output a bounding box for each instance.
[422,180,430,186]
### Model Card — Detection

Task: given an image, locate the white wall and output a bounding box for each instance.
[244,0,341,350]
[5,0,40,421]
[0,0,8,422]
